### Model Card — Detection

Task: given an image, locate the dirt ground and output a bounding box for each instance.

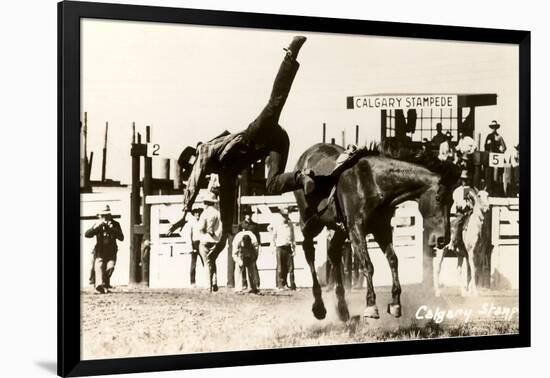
[81,285,519,360]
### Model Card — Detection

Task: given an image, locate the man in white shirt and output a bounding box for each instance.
[268,207,296,290]
[198,192,223,292]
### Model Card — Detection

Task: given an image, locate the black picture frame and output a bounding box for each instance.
[58,1,531,376]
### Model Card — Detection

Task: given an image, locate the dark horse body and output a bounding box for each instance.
[294,143,459,321]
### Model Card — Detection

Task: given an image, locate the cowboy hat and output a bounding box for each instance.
[203,191,219,204]
[489,120,500,130]
[98,205,112,216]
[242,206,253,215]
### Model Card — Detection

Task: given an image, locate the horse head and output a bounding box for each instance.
[471,188,490,214]
[419,162,461,249]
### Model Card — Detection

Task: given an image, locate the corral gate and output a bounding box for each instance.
[490,198,519,289]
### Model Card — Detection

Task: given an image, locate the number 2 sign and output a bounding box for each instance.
[147,143,161,157]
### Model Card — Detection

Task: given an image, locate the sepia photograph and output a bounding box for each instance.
[77,16,521,362]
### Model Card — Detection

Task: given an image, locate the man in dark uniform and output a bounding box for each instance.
[431,123,447,148]
[484,120,507,153]
[168,36,314,255]
[238,206,261,289]
[484,120,507,194]
[84,205,124,294]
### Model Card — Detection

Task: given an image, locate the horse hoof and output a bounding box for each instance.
[312,302,327,320]
[387,304,402,318]
[363,305,380,319]
[337,302,350,322]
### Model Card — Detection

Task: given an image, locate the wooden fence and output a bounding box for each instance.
[146,192,425,289]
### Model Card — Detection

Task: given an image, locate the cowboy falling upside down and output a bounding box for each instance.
[167,36,315,243]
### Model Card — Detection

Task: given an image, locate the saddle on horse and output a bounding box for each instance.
[302,149,363,233]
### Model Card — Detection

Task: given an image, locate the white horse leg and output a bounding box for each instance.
[433,247,445,297]
[466,249,479,297]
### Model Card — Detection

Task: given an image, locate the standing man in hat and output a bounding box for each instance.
[197,192,223,292]
[484,120,507,153]
[232,230,260,294]
[485,120,507,194]
[238,206,261,289]
[268,206,297,290]
[167,36,315,249]
[431,123,447,148]
[84,205,124,294]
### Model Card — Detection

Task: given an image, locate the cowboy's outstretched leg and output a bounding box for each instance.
[243,36,307,146]
[244,36,315,195]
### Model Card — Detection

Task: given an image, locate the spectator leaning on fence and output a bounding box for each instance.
[198,192,223,292]
[232,230,260,294]
[238,206,261,289]
[268,207,297,291]
[84,205,124,294]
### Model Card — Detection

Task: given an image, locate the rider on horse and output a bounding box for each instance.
[448,169,476,252]
[168,36,315,241]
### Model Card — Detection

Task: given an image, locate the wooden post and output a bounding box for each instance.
[470,107,476,138]
[101,121,108,182]
[142,126,153,285]
[330,138,335,145]
[341,130,346,147]
[380,110,387,146]
[485,153,494,194]
[478,132,482,151]
[87,151,94,186]
[153,158,170,180]
[129,127,142,285]
[170,158,181,190]
[80,113,90,190]
[457,106,463,138]
[473,151,481,189]
[355,125,359,145]
[83,113,88,158]
[322,123,326,143]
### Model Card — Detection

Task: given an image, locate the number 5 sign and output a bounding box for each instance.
[147,143,161,157]
[489,152,506,167]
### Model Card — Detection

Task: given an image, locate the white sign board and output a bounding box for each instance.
[348,94,457,110]
[489,152,506,167]
[146,142,161,157]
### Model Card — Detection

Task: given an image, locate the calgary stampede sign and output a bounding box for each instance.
[347,94,458,110]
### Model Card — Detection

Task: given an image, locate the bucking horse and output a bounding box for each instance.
[293,142,460,321]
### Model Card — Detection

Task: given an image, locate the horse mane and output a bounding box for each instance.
[343,140,460,187]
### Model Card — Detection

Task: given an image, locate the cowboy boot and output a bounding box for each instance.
[284,36,307,60]
[296,169,315,195]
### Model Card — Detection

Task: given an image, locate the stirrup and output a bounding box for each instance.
[335,222,346,233]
